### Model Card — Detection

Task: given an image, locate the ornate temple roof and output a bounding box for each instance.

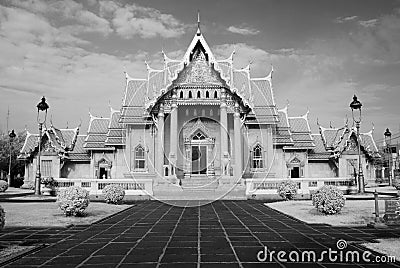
[274,106,315,149]
[105,108,125,146]
[308,122,380,160]
[274,106,294,145]
[18,125,87,160]
[119,22,278,124]
[83,113,113,150]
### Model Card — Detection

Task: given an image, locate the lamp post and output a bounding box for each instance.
[384,128,392,186]
[35,97,49,195]
[8,129,16,186]
[350,95,365,194]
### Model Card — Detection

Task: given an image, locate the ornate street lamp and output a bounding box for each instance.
[350,95,365,193]
[8,129,16,186]
[384,128,392,186]
[35,97,49,195]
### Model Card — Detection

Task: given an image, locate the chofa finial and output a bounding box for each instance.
[196,10,201,35]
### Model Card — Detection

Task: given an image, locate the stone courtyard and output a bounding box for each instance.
[1,200,400,267]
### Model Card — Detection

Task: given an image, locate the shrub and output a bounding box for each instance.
[312,185,345,215]
[57,186,90,216]
[0,180,8,192]
[0,205,5,231]
[277,180,298,200]
[41,177,57,188]
[102,184,125,204]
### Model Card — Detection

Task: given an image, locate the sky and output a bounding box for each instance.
[1,0,400,144]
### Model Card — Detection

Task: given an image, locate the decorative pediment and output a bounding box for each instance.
[186,119,212,139]
[286,155,305,167]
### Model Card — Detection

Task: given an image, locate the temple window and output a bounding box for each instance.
[134,144,146,170]
[210,109,213,116]
[197,91,201,98]
[179,91,183,98]
[252,144,263,169]
[206,91,209,98]
[214,91,218,98]
[41,160,52,177]
[188,91,192,98]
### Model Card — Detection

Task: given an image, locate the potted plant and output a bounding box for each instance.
[41,177,57,196]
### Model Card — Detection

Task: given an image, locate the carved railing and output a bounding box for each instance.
[245,177,353,196]
[54,178,153,196]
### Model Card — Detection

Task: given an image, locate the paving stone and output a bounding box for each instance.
[2,200,400,268]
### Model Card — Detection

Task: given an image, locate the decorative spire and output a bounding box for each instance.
[267,64,274,80]
[330,121,333,128]
[145,60,151,70]
[197,10,201,35]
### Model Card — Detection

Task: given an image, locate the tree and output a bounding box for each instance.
[0,131,26,186]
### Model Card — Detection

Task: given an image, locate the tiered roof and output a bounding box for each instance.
[105,109,125,146]
[274,106,294,145]
[19,125,89,161]
[274,106,315,149]
[119,23,278,124]
[309,123,380,160]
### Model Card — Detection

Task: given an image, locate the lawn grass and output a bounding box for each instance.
[266,199,385,226]
[1,201,132,228]
[363,238,400,262]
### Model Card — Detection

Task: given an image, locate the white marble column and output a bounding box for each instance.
[220,88,229,175]
[233,103,242,179]
[169,91,178,178]
[157,104,165,180]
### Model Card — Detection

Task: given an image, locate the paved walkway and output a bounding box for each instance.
[2,200,400,267]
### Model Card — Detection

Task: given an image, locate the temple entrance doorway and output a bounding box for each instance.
[192,145,207,174]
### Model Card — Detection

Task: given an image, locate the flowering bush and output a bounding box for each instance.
[0,205,5,231]
[57,186,90,216]
[0,180,8,192]
[41,177,57,188]
[102,184,125,204]
[277,180,298,200]
[312,185,345,215]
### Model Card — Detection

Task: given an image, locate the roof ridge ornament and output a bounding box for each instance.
[197,10,201,36]
[267,64,274,81]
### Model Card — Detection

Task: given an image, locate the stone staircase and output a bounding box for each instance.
[153,176,247,201]
[180,176,218,190]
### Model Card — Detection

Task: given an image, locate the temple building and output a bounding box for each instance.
[18,23,381,199]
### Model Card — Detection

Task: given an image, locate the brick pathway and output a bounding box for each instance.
[2,200,400,267]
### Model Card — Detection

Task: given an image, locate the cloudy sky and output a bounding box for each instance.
[1,0,400,143]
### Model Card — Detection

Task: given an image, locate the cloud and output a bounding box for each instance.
[334,15,358,23]
[99,0,187,39]
[8,0,112,36]
[358,19,378,28]
[0,3,151,132]
[227,25,260,35]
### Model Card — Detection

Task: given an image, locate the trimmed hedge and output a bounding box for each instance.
[0,180,8,192]
[277,180,298,200]
[312,185,345,215]
[102,184,125,204]
[57,186,90,216]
